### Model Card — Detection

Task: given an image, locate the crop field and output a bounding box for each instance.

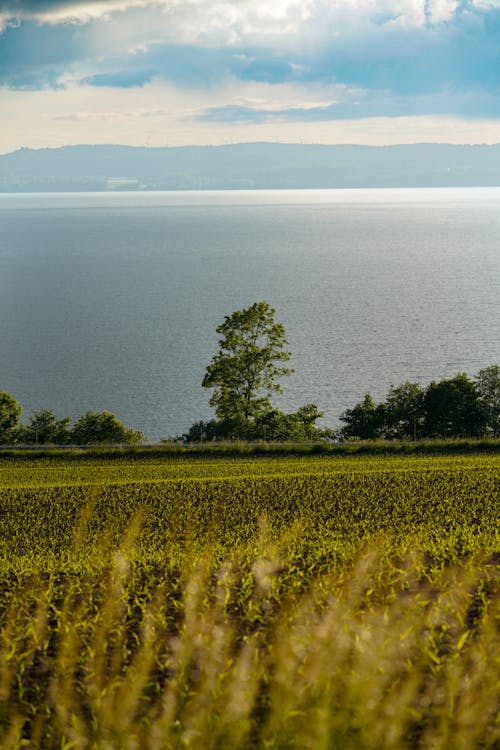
[0,453,498,749]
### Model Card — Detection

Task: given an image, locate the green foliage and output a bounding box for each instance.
[340,366,499,441]
[71,410,144,445]
[202,301,293,425]
[247,403,328,441]
[383,381,425,439]
[1,436,500,460]
[0,394,144,447]
[475,364,500,436]
[195,302,326,442]
[423,373,485,437]
[0,453,498,564]
[182,417,239,442]
[184,404,328,443]
[339,393,384,440]
[0,390,22,443]
[16,409,71,445]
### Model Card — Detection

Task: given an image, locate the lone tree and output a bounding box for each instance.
[202,302,293,430]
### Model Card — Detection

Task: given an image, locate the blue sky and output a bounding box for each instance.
[1,0,500,152]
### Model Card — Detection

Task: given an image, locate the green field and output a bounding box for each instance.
[0,454,499,748]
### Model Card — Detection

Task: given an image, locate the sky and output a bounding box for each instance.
[1,0,500,153]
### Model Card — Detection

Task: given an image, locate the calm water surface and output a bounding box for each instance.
[0,188,499,440]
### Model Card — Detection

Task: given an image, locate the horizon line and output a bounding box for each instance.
[3,140,500,157]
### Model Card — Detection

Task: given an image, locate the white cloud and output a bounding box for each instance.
[223,80,359,113]
[0,0,314,34]
[472,0,500,7]
[428,0,459,23]
[24,0,459,83]
[0,0,465,39]
[1,77,500,154]
[1,1,163,25]
[1,0,498,150]
[50,106,171,120]
[0,11,20,30]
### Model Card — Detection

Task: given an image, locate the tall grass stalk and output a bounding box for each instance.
[0,526,498,749]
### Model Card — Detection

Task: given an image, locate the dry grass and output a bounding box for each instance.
[0,523,498,749]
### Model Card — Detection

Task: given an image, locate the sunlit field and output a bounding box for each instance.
[0,454,498,748]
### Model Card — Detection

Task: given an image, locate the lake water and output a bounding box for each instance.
[0,188,499,441]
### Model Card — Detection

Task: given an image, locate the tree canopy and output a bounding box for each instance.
[202,302,293,427]
[71,411,144,445]
[339,368,499,441]
[0,391,22,443]
[475,365,500,437]
[186,302,329,442]
[0,400,144,446]
[18,409,71,445]
[422,374,486,438]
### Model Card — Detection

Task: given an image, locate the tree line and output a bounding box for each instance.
[0,400,144,446]
[1,301,498,445]
[338,368,500,441]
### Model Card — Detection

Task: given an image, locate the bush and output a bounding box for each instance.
[71,411,144,445]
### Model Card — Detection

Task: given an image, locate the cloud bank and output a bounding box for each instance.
[1,1,500,150]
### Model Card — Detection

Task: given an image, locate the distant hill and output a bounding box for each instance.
[2,143,500,191]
